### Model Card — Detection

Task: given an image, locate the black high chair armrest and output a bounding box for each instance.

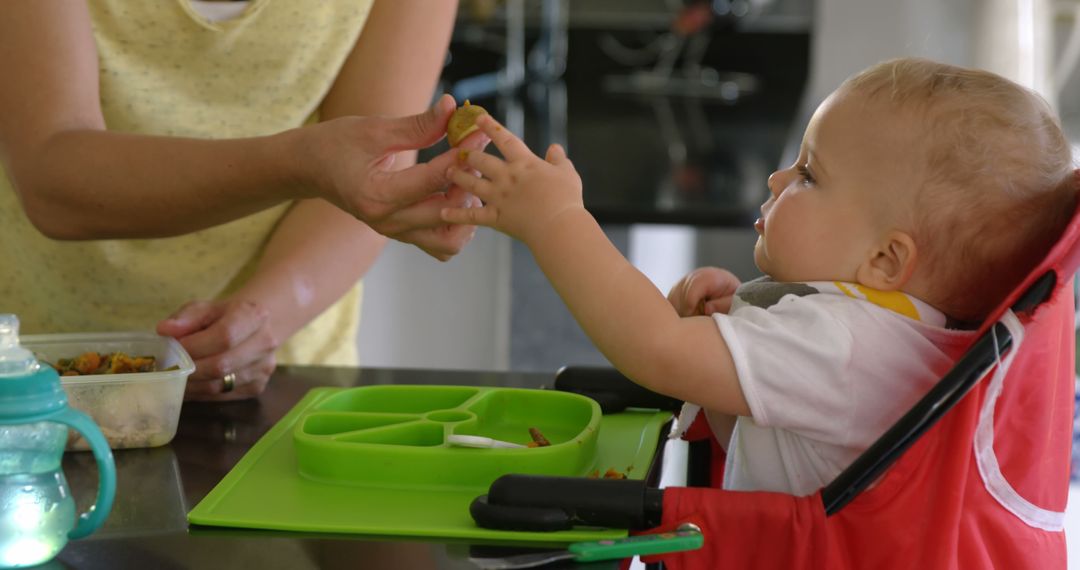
[554,366,684,413]
[470,367,675,532]
[471,474,665,532]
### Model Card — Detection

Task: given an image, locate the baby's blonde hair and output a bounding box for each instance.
[842,57,1077,323]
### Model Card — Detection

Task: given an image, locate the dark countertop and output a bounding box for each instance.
[56,366,631,570]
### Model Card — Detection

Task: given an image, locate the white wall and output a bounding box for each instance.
[357,228,512,371]
[808,0,973,106]
[810,0,1056,103]
[971,0,1057,99]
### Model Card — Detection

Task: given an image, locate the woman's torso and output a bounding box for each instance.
[0,0,373,363]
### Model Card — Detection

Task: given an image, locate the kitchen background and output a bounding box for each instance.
[355,0,1080,561]
[359,0,1079,373]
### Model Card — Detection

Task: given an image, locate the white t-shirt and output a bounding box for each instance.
[709,283,973,496]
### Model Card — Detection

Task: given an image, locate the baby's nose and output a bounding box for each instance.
[766,170,785,197]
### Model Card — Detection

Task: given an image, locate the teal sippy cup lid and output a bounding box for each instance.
[0,314,68,421]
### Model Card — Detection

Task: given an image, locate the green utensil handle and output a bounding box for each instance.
[567,529,703,562]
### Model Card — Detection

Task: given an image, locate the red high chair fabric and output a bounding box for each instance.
[642,203,1080,570]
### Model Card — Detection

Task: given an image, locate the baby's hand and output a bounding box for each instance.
[440,114,584,244]
[667,267,741,317]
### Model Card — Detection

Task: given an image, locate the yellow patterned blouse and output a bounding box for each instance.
[0,0,375,365]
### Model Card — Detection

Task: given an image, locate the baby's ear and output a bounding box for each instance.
[857,230,917,291]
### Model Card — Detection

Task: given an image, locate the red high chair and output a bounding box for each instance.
[474,202,1080,569]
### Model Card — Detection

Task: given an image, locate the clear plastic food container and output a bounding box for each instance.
[21,331,195,450]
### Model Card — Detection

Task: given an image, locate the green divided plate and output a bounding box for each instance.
[295,385,601,489]
[188,386,671,543]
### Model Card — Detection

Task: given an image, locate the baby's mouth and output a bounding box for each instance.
[755,204,771,234]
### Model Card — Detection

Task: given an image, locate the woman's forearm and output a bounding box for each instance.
[9,127,311,240]
[231,198,386,345]
[219,0,459,342]
[0,3,318,241]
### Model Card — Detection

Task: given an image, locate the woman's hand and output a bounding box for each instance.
[376,182,482,261]
[667,267,741,317]
[300,94,487,259]
[156,299,279,401]
[439,114,584,245]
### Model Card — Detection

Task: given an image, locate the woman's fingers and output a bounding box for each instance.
[184,353,276,401]
[376,191,456,235]
[447,167,494,201]
[156,301,223,338]
[178,300,268,366]
[371,134,490,213]
[389,188,479,259]
[377,93,456,151]
[443,183,478,209]
[441,205,498,227]
[183,311,278,400]
[373,151,455,211]
[190,317,276,382]
[393,224,475,261]
[459,149,504,181]
[378,180,481,235]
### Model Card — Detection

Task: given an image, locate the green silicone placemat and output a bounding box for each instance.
[187,387,671,543]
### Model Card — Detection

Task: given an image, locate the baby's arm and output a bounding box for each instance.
[443,116,750,416]
[667,267,741,448]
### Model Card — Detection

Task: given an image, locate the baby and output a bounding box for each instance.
[442,58,1078,496]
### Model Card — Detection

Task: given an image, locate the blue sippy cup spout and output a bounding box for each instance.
[0,315,37,377]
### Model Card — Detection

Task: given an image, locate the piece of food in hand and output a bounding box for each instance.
[446,100,488,147]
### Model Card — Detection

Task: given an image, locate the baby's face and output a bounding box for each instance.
[754,89,920,283]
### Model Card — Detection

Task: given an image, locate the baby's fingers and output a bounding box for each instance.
[545,143,569,165]
[447,167,493,201]
[702,297,734,315]
[475,114,533,162]
[442,205,498,227]
[666,279,697,317]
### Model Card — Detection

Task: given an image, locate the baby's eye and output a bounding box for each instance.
[796,165,816,187]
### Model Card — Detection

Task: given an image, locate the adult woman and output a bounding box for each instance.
[0,1,481,400]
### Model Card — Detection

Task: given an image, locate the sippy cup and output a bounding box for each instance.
[0,315,115,569]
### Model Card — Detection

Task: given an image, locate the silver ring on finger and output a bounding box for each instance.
[221,372,238,394]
